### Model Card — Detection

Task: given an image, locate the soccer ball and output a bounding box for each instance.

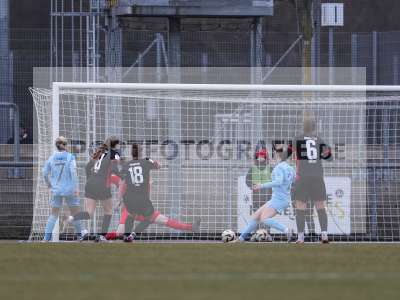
[253,229,273,242]
[221,229,236,243]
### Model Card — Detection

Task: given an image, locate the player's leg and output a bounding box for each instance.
[43,196,62,241]
[295,200,307,243]
[122,211,137,242]
[68,206,87,239]
[305,201,315,233]
[121,214,152,243]
[85,197,97,217]
[130,204,156,235]
[237,205,264,241]
[119,207,129,235]
[264,190,273,235]
[132,219,152,234]
[81,180,99,220]
[260,201,292,240]
[312,177,328,243]
[305,201,316,241]
[252,192,264,233]
[294,179,308,243]
[116,201,138,242]
[315,200,329,243]
[105,206,129,240]
[260,206,283,231]
[99,198,113,239]
[68,200,82,235]
[118,198,151,241]
[68,211,91,221]
[124,211,135,235]
[153,212,200,232]
[63,198,91,238]
[65,195,87,238]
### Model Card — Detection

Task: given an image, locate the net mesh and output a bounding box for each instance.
[29,85,400,242]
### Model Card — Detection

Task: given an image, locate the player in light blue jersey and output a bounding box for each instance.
[233,144,296,242]
[42,137,86,241]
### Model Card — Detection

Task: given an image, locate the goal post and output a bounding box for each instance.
[30,83,400,242]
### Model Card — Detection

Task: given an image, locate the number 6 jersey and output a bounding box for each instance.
[293,135,332,179]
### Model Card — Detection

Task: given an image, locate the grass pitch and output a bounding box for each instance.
[1,243,399,300]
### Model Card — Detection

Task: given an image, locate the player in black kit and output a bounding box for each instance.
[118,143,201,242]
[83,136,122,242]
[293,113,332,244]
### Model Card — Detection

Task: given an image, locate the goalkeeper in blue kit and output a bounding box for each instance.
[233,144,295,242]
[42,137,86,242]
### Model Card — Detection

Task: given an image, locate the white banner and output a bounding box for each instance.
[237,176,352,234]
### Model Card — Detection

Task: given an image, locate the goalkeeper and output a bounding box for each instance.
[245,147,272,211]
[42,137,86,242]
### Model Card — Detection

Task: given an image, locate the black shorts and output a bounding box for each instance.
[84,180,112,201]
[123,196,154,218]
[294,176,326,202]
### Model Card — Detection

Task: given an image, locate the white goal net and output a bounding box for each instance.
[30,83,400,242]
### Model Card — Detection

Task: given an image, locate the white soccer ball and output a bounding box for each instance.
[221,229,236,243]
[254,229,273,242]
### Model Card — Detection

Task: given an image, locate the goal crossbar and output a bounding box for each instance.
[53,82,400,92]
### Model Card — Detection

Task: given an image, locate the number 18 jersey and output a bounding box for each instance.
[121,158,158,200]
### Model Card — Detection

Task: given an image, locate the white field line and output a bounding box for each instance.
[2,272,400,282]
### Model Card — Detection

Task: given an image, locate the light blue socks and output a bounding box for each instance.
[239,219,258,241]
[44,215,58,241]
[263,218,286,233]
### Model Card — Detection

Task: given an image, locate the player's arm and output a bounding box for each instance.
[118,180,127,200]
[290,137,301,161]
[108,157,122,186]
[287,142,295,160]
[146,158,161,170]
[320,139,333,161]
[85,160,94,178]
[117,163,128,201]
[42,157,52,188]
[110,151,122,176]
[69,155,79,194]
[253,168,284,191]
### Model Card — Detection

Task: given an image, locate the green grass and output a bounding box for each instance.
[1,243,400,300]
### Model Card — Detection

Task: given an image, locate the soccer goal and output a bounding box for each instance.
[30,83,400,242]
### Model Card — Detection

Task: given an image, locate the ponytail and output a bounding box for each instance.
[92,143,108,160]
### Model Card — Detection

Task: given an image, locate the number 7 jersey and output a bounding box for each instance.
[120,158,159,198]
